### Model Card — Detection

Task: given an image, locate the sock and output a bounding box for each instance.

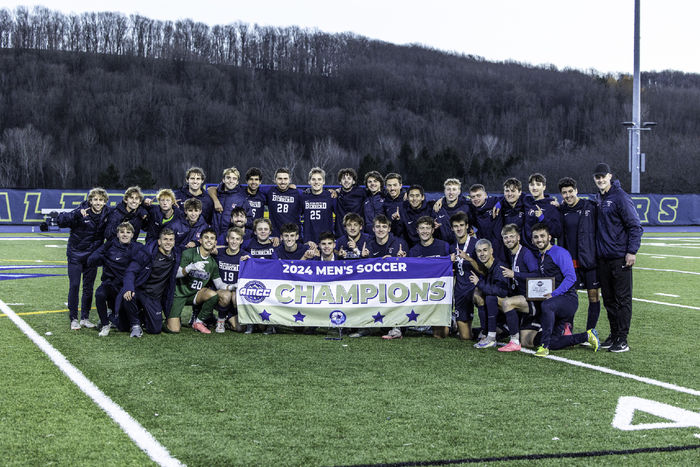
[198,294,219,322]
[510,334,520,344]
[487,331,496,341]
[477,306,486,334]
[485,296,499,334]
[215,303,228,320]
[587,301,601,330]
[504,310,519,338]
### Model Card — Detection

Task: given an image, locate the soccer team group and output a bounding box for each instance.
[57,161,643,356]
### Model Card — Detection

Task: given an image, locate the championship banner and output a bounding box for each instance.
[236,257,454,328]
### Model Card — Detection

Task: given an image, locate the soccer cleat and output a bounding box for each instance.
[608,338,630,353]
[70,319,81,330]
[498,341,521,352]
[98,325,110,337]
[192,321,211,334]
[263,326,277,335]
[534,345,550,357]
[382,327,402,340]
[587,328,600,352]
[130,325,143,338]
[600,335,615,349]
[79,319,97,329]
[474,338,496,349]
[244,324,254,334]
[215,320,225,333]
[349,329,371,338]
[563,322,572,336]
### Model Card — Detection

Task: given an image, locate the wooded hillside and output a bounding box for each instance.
[1,6,698,192]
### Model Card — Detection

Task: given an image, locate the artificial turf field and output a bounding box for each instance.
[1,232,699,466]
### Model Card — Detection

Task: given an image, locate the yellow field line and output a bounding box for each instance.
[0,308,95,318]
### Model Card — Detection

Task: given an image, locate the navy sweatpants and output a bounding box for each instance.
[540,293,586,350]
[94,282,119,327]
[598,257,633,340]
[122,291,164,334]
[67,258,97,321]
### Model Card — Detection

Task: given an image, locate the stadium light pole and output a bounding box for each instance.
[627,0,656,193]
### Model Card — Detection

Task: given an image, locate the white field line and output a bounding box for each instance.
[635,266,700,276]
[641,242,700,249]
[0,299,182,467]
[638,252,699,259]
[632,298,700,311]
[642,237,700,241]
[576,290,699,311]
[519,347,700,397]
[0,237,68,241]
[654,293,680,298]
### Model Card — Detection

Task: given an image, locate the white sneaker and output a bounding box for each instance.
[349,329,371,338]
[70,319,81,330]
[215,320,225,333]
[130,325,143,338]
[382,327,402,340]
[79,319,97,329]
[98,325,110,337]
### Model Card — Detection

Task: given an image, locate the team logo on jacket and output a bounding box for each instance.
[239,280,271,303]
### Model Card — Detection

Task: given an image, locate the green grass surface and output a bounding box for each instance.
[1,234,699,466]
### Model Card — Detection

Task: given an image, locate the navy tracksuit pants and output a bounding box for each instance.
[67,258,97,321]
[540,293,587,350]
[121,291,164,334]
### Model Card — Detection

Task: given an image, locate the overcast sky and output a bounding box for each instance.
[6,1,699,74]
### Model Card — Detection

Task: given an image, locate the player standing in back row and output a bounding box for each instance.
[593,163,643,353]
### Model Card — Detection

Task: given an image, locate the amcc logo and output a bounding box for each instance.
[239,280,271,303]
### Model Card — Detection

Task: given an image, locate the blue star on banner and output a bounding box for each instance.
[406,310,420,322]
[372,311,385,323]
[293,311,306,322]
[259,310,271,322]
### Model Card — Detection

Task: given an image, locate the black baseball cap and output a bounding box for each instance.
[593,163,611,176]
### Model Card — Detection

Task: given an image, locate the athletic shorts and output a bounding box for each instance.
[454,289,475,322]
[168,291,198,319]
[576,267,599,290]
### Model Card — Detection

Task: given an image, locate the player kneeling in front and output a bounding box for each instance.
[214,227,250,333]
[531,223,599,357]
[120,228,180,336]
[88,221,142,336]
[168,228,228,334]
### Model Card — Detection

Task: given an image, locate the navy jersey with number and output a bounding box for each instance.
[302,190,336,244]
[217,248,249,285]
[266,187,303,236]
[244,189,267,230]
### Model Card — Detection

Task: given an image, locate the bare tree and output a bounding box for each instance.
[1,124,52,187]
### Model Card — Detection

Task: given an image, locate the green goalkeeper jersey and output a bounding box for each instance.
[174,246,220,297]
